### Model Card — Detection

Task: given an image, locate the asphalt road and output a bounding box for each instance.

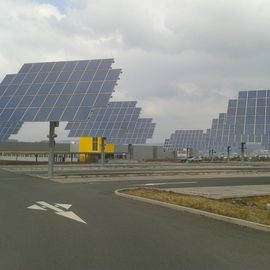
[1,169,270,270]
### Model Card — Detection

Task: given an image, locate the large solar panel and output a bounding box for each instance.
[107,118,156,144]
[0,122,23,141]
[165,130,206,151]
[229,91,266,140]
[0,59,121,122]
[225,90,270,147]
[165,89,270,153]
[207,113,232,150]
[164,138,170,150]
[66,101,141,138]
[205,90,270,151]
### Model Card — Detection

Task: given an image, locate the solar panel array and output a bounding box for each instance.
[226,91,270,143]
[66,101,156,144]
[165,90,270,153]
[0,122,23,141]
[0,59,121,122]
[208,113,233,150]
[165,130,206,151]
[0,59,156,144]
[107,118,156,144]
[66,101,141,138]
[163,138,170,150]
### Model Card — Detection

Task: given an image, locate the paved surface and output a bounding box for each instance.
[163,184,270,199]
[1,169,270,269]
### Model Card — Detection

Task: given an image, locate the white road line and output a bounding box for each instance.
[140,181,197,186]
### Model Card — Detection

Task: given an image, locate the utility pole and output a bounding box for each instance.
[227,146,231,163]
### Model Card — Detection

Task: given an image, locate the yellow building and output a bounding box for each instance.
[79,137,114,162]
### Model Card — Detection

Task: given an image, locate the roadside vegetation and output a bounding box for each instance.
[122,188,270,226]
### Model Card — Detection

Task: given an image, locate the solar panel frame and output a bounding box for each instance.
[0,121,23,141]
[165,130,206,151]
[66,101,141,138]
[225,90,270,147]
[165,90,270,152]
[0,59,121,122]
[106,118,156,144]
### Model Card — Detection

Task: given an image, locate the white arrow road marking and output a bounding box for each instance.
[27,205,47,211]
[27,201,87,224]
[56,211,87,224]
[37,201,63,212]
[55,203,72,210]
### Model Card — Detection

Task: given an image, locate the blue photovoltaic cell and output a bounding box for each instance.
[165,89,270,152]
[66,101,141,139]
[0,59,121,122]
[207,113,233,150]
[106,118,156,144]
[0,122,23,141]
[165,130,206,151]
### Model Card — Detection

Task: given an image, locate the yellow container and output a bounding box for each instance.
[79,137,115,153]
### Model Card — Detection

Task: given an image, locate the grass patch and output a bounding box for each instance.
[122,188,270,226]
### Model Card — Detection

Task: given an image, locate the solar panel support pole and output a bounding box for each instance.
[186,146,190,163]
[101,137,106,167]
[48,121,59,177]
[128,144,133,162]
[240,142,246,164]
[227,146,231,163]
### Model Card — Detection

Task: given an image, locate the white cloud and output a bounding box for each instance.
[2,0,270,143]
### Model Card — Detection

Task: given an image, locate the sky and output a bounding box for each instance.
[1,0,270,143]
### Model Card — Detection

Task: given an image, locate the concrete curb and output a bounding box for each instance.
[23,171,270,183]
[115,189,270,233]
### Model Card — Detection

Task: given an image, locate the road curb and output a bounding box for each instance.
[22,171,270,183]
[115,189,270,233]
